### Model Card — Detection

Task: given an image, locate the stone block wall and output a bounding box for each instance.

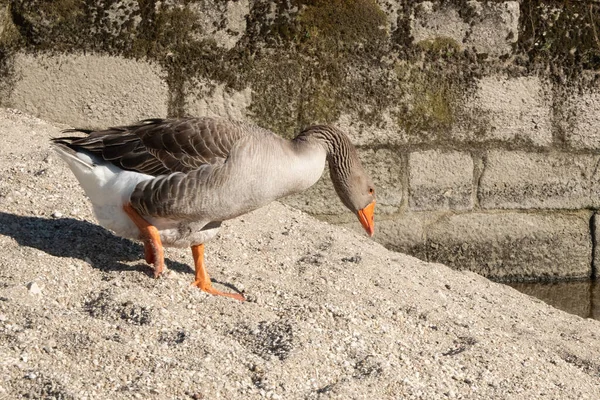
[1,0,599,281]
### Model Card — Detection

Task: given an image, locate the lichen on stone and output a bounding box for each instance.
[242,0,393,136]
[2,0,599,145]
[293,0,388,51]
[416,36,461,57]
[517,0,600,79]
[394,60,458,140]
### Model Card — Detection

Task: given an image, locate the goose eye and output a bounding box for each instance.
[369,188,374,195]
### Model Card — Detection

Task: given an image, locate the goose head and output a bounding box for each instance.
[330,163,376,237]
[297,124,376,237]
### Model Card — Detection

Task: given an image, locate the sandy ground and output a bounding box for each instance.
[1,107,600,399]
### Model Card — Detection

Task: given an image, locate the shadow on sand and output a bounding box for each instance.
[0,212,192,275]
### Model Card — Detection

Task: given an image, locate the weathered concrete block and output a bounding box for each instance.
[362,148,404,215]
[427,212,593,281]
[411,2,469,49]
[563,91,600,150]
[5,53,168,128]
[411,1,519,57]
[336,110,403,147]
[409,150,473,211]
[349,212,435,261]
[190,0,249,49]
[479,150,600,209]
[185,78,253,121]
[283,148,403,216]
[594,213,600,277]
[465,2,519,56]
[459,76,552,146]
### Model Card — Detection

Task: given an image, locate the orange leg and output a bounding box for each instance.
[191,244,245,302]
[123,203,165,278]
[143,240,155,265]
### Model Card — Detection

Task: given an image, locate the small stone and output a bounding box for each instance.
[51,211,63,218]
[26,282,42,295]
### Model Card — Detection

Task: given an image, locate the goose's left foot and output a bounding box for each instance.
[123,203,165,278]
[191,244,245,302]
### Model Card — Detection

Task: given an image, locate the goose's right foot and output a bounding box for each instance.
[143,239,155,265]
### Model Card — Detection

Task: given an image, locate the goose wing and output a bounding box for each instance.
[53,117,250,176]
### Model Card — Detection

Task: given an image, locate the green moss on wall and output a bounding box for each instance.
[245,53,346,137]
[10,0,88,51]
[391,32,482,143]
[416,37,461,58]
[7,0,388,126]
[0,2,20,47]
[2,0,482,140]
[132,2,200,59]
[0,1,19,102]
[3,0,598,144]
[518,0,600,78]
[394,60,459,140]
[244,0,392,136]
[293,0,387,51]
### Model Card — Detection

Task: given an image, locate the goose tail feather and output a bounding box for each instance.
[51,139,95,171]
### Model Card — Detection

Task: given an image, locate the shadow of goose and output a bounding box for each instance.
[0,212,192,274]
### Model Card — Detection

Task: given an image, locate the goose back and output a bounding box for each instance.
[54,117,328,224]
[130,125,327,221]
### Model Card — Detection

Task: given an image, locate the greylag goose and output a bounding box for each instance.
[52,117,376,301]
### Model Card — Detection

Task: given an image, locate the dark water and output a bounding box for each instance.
[508,280,600,320]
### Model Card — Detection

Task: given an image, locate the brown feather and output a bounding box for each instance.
[51,117,250,177]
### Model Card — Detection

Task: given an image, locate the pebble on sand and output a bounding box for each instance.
[26,281,42,295]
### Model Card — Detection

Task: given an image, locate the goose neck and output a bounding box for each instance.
[294,125,358,173]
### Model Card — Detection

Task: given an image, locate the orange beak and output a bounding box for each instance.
[357,201,375,237]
